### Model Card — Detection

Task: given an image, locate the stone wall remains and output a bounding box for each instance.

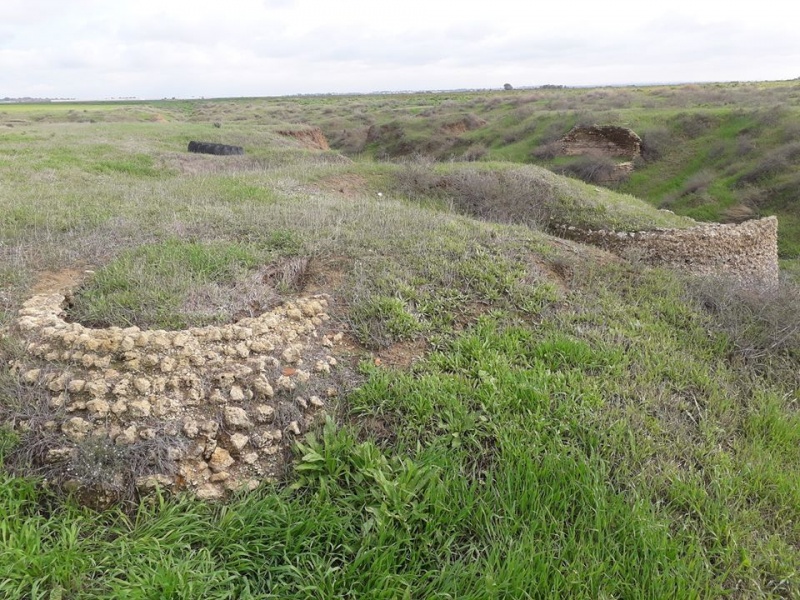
[5,293,346,503]
[560,125,642,159]
[554,216,779,285]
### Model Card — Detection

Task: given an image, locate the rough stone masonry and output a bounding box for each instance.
[554,216,779,286]
[6,292,346,502]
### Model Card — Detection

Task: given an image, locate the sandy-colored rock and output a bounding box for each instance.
[224,406,252,430]
[86,399,111,418]
[196,483,224,500]
[22,369,41,384]
[85,380,108,398]
[160,356,176,373]
[230,433,250,451]
[253,375,274,398]
[115,425,138,445]
[129,399,151,418]
[46,447,75,463]
[208,447,235,472]
[67,379,86,393]
[183,419,199,438]
[136,474,173,490]
[254,404,275,424]
[62,417,92,441]
[133,377,151,395]
[229,385,245,402]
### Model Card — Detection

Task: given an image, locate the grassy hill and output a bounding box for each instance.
[1,96,799,598]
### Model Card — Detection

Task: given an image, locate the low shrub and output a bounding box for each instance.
[555,155,617,184]
[686,276,800,361]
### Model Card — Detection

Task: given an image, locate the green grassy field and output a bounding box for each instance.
[1,92,799,598]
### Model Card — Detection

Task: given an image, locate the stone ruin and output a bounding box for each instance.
[560,125,642,159]
[554,216,779,286]
[3,290,349,505]
[559,125,642,183]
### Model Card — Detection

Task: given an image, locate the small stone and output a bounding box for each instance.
[66,400,86,412]
[86,399,111,418]
[287,421,301,436]
[327,356,338,367]
[67,379,86,393]
[296,370,310,383]
[46,447,75,463]
[253,375,274,398]
[301,300,323,317]
[133,377,151,395]
[48,374,69,392]
[22,369,41,384]
[129,399,152,417]
[224,406,253,430]
[115,425,138,445]
[152,334,171,349]
[136,474,172,490]
[209,388,226,404]
[253,404,275,424]
[112,379,130,397]
[296,396,308,409]
[230,433,250,451]
[208,447,235,472]
[200,420,220,437]
[243,452,259,465]
[111,400,128,415]
[203,439,218,459]
[160,356,176,373]
[332,332,344,343]
[62,417,92,441]
[120,336,136,352]
[210,471,230,482]
[138,428,156,440]
[235,342,250,358]
[282,345,301,364]
[276,375,295,391]
[49,393,66,409]
[196,483,224,500]
[286,308,303,321]
[183,419,199,438]
[85,380,108,398]
[173,333,190,348]
[322,336,334,348]
[94,355,111,369]
[326,387,339,398]
[229,385,245,402]
[310,395,324,408]
[314,360,330,374]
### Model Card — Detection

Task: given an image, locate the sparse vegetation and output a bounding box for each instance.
[1,87,799,598]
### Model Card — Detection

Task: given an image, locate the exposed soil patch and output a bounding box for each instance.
[311,174,369,198]
[32,268,92,295]
[376,339,427,369]
[277,127,330,151]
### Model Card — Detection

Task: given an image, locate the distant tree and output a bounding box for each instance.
[503,83,514,91]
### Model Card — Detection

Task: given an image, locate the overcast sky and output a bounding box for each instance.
[2,0,799,99]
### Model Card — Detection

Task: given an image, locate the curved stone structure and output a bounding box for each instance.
[560,125,642,160]
[6,292,345,502]
[554,216,779,285]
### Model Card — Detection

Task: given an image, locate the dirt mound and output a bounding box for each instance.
[440,115,487,136]
[277,127,330,151]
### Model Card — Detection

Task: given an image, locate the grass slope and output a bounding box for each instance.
[0,101,798,599]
